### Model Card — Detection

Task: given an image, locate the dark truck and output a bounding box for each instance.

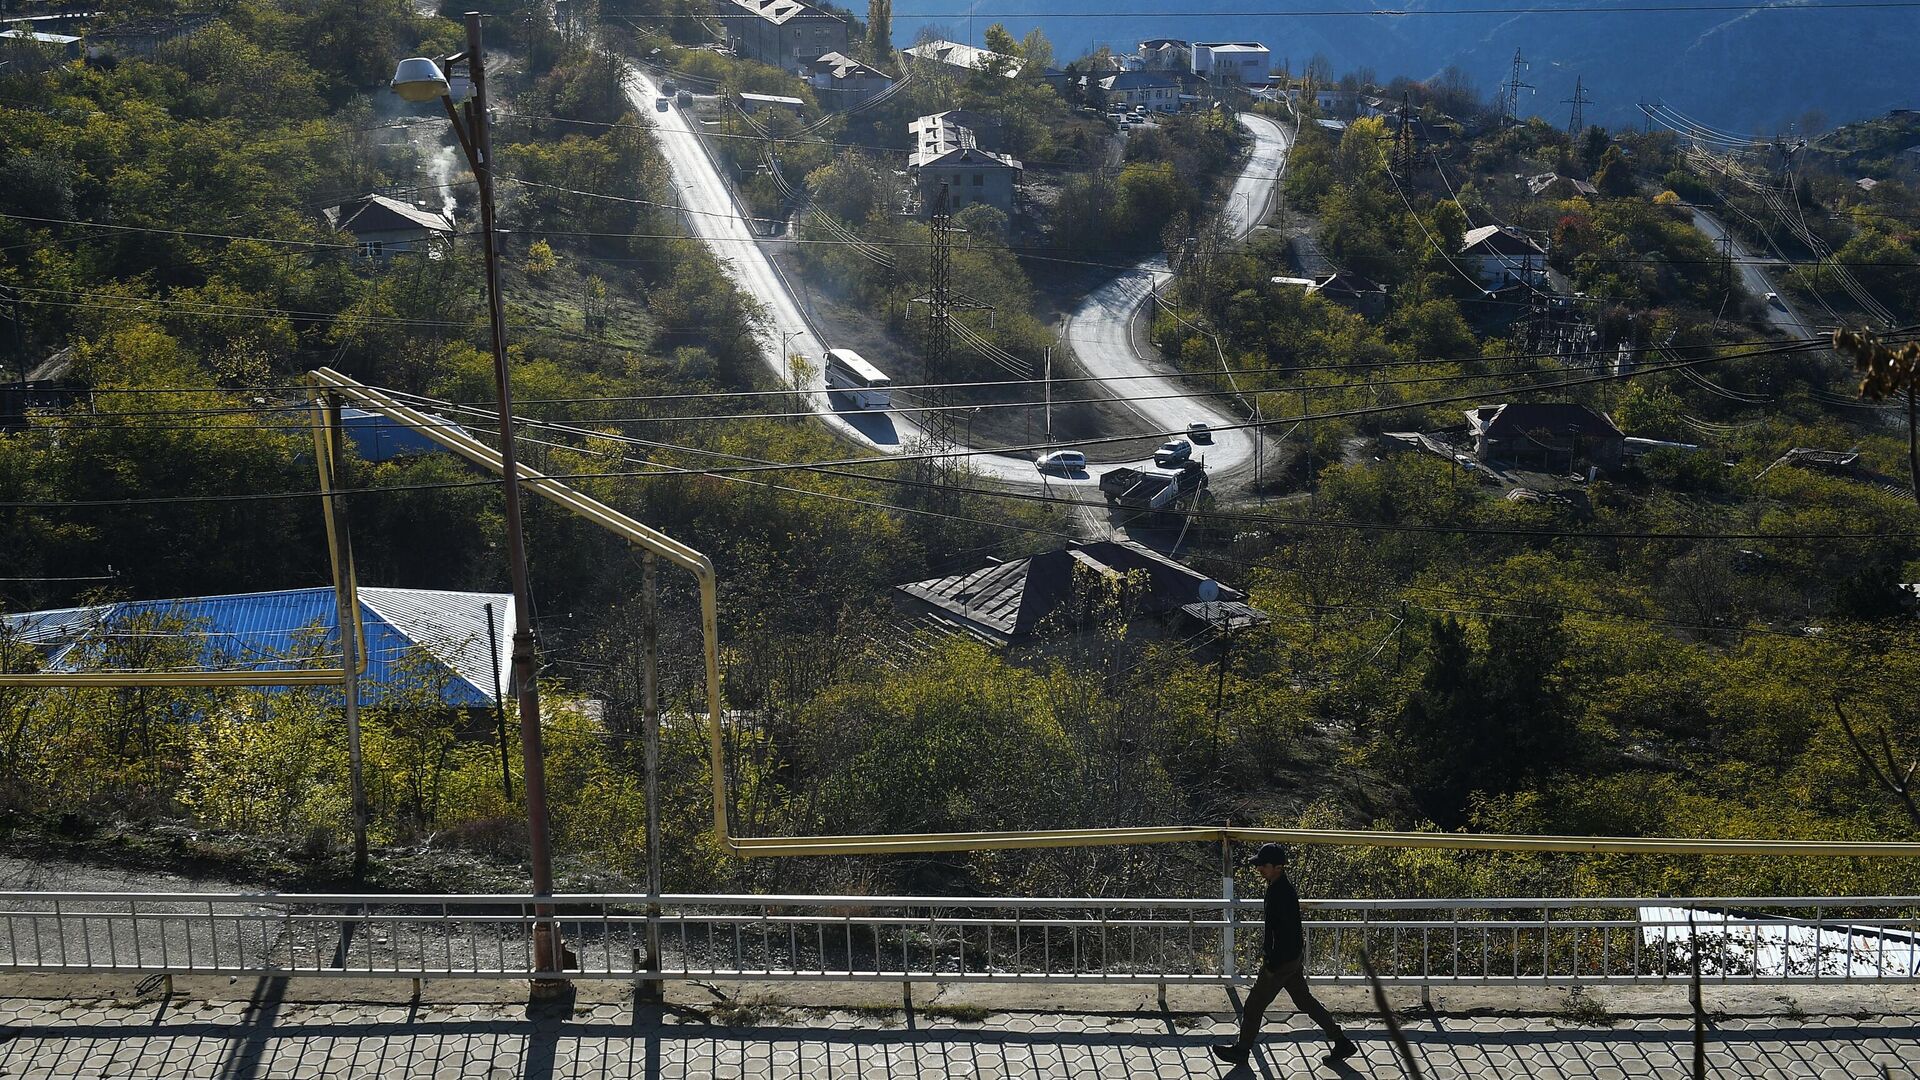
[1099,461,1206,511]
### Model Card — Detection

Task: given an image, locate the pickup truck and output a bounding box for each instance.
[1100,462,1205,511]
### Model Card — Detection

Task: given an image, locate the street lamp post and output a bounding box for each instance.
[393,12,564,986]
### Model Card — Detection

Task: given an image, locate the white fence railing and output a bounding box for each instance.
[0,892,1914,985]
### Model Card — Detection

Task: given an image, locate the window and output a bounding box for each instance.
[359,240,384,259]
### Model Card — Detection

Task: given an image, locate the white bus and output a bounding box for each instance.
[824,348,892,410]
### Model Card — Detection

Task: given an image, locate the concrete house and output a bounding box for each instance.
[1191,42,1268,83]
[1135,38,1190,72]
[1095,71,1181,113]
[1460,224,1547,289]
[908,113,1021,221]
[1465,402,1625,471]
[321,194,455,262]
[722,0,848,73]
[808,51,892,107]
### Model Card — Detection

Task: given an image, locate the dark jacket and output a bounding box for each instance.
[1261,873,1305,967]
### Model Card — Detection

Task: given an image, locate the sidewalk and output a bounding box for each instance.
[0,976,1914,1078]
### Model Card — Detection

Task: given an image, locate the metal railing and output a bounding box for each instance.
[0,892,1916,985]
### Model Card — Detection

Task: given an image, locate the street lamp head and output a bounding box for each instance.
[391,57,451,103]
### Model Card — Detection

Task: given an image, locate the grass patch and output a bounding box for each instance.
[845,1005,902,1026]
[1556,989,1618,1028]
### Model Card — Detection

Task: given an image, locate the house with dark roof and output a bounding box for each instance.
[808,51,892,107]
[1094,70,1181,112]
[1459,224,1547,289]
[321,194,454,262]
[1465,402,1625,470]
[908,112,1021,221]
[1309,270,1387,319]
[3,588,515,709]
[895,539,1262,644]
[722,0,847,72]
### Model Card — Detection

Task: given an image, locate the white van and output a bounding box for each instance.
[1036,450,1087,473]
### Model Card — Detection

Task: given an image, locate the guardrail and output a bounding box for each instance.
[0,893,1915,985]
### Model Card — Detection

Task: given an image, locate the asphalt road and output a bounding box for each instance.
[626,64,1291,492]
[1055,114,1292,491]
[1690,207,1819,340]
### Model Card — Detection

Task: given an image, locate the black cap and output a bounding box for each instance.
[1246,842,1289,868]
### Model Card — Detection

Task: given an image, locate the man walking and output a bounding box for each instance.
[1214,843,1358,1068]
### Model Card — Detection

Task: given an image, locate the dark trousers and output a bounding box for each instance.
[1237,955,1345,1048]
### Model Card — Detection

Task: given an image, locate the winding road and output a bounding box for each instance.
[623,64,1291,491]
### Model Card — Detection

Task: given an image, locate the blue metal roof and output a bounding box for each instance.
[4,587,513,708]
[339,407,461,463]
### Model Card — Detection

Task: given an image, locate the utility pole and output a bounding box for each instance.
[392,12,564,983]
[1042,344,1052,443]
[484,603,512,801]
[1564,76,1590,136]
[639,551,663,1004]
[1501,48,1533,128]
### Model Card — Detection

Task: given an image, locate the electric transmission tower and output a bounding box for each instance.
[1391,91,1421,182]
[1501,48,1533,128]
[921,183,956,476]
[1564,76,1591,136]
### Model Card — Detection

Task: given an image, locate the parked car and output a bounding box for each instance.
[661,78,678,95]
[1154,439,1192,467]
[1036,449,1087,474]
[677,89,694,107]
[1187,421,1212,444]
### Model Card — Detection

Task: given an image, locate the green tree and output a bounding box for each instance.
[1382,616,1580,827]
[866,0,891,60]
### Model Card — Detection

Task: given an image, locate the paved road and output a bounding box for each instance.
[1057,114,1293,490]
[1,986,1913,1078]
[628,67,1290,491]
[1690,208,1819,341]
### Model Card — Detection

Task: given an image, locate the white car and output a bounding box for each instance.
[1765,291,1782,307]
[1154,439,1192,467]
[1187,421,1212,444]
[1036,449,1086,474]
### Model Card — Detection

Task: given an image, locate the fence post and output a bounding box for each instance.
[1220,837,1237,981]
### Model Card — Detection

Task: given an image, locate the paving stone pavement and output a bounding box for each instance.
[0,990,1915,1079]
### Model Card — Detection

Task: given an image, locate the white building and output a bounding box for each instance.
[1459,224,1547,289]
[908,113,1022,222]
[1191,42,1268,83]
[903,38,1023,78]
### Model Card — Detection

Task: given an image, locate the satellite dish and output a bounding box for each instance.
[1197,579,1221,603]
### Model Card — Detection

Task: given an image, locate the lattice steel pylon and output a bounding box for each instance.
[1564,76,1590,136]
[1391,91,1420,183]
[918,182,957,480]
[1501,48,1533,128]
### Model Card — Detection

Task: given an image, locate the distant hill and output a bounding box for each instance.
[890,0,1918,132]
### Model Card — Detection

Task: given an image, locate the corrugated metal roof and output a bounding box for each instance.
[896,541,1249,641]
[2,588,512,707]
